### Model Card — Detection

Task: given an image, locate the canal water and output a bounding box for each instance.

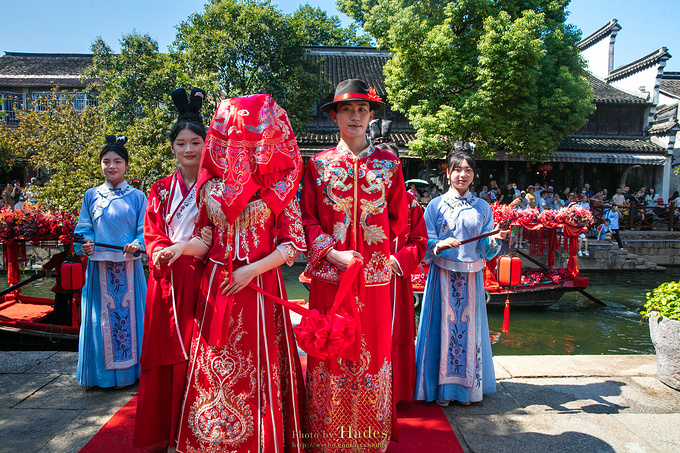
[4,264,679,356]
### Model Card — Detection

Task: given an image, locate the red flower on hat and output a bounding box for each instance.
[367,87,382,103]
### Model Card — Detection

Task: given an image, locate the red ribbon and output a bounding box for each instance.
[248,258,364,361]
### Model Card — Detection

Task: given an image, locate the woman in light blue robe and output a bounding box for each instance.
[414,147,505,406]
[74,135,147,388]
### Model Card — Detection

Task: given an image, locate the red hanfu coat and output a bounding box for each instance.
[391,192,427,404]
[301,144,408,452]
[134,171,205,448]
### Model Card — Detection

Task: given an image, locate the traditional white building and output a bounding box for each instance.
[578,19,678,199]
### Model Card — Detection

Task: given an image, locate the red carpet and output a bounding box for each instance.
[80,357,463,453]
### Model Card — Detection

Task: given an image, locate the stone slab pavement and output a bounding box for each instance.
[0,352,678,452]
[445,355,680,453]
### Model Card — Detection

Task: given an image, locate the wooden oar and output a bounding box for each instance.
[0,272,45,298]
[72,234,146,256]
[514,249,606,306]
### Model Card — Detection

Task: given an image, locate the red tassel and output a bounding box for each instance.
[502,292,510,333]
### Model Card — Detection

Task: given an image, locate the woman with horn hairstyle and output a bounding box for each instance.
[133,88,209,450]
[156,94,306,453]
[74,135,148,388]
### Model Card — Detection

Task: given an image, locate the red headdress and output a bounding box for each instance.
[197,94,302,224]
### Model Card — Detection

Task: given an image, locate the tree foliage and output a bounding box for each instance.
[86,33,182,192]
[1,90,106,211]
[171,0,321,134]
[291,4,371,46]
[338,0,594,161]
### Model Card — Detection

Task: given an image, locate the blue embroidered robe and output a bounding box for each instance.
[74,180,148,387]
[414,189,500,404]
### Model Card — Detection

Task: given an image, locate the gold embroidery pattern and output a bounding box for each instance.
[187,312,256,450]
[202,179,230,231]
[305,342,392,452]
[316,159,353,245]
[235,199,271,257]
[282,198,306,249]
[365,252,391,285]
[306,258,340,284]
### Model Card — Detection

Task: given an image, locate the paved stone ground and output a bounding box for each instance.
[0,352,678,453]
[447,355,680,453]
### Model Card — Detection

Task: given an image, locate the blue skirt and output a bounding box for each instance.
[76,259,146,387]
[414,265,496,404]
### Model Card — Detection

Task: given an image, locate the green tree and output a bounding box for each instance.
[171,0,320,134]
[291,4,371,46]
[338,0,594,161]
[86,33,187,191]
[2,90,105,211]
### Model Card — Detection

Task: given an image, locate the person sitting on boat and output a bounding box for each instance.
[414,144,508,407]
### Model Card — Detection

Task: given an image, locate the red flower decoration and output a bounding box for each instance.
[0,205,77,245]
[367,87,382,103]
[293,309,358,360]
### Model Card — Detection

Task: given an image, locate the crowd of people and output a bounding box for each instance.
[0,177,40,209]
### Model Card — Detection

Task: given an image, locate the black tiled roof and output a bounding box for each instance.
[0,52,93,75]
[587,74,648,104]
[297,131,414,146]
[577,19,621,51]
[608,47,672,82]
[0,52,93,88]
[647,119,680,135]
[558,135,666,152]
[305,46,390,100]
[660,71,680,98]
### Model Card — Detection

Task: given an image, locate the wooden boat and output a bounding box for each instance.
[412,267,591,310]
[0,238,81,350]
[484,276,590,309]
[0,292,80,350]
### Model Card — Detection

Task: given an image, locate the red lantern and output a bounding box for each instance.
[537,163,553,178]
[438,161,447,171]
[61,261,85,291]
[496,255,521,287]
[496,255,521,334]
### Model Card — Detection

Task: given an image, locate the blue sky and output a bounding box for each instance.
[3,0,678,71]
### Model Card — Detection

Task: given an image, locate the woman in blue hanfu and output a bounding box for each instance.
[414,144,507,406]
[74,135,148,388]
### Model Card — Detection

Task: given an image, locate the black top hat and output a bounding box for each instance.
[321,79,385,113]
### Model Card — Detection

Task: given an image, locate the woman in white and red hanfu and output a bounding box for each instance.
[134,88,208,450]
[159,94,306,453]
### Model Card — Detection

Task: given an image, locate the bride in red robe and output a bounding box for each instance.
[134,88,208,450]
[158,94,306,453]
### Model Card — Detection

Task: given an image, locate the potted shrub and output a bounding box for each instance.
[642,281,680,390]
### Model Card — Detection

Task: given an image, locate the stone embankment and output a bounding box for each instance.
[574,231,680,271]
[520,231,680,271]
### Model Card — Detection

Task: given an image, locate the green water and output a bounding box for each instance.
[486,268,680,356]
[5,264,677,356]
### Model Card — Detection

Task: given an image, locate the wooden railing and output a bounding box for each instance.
[591,202,680,231]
